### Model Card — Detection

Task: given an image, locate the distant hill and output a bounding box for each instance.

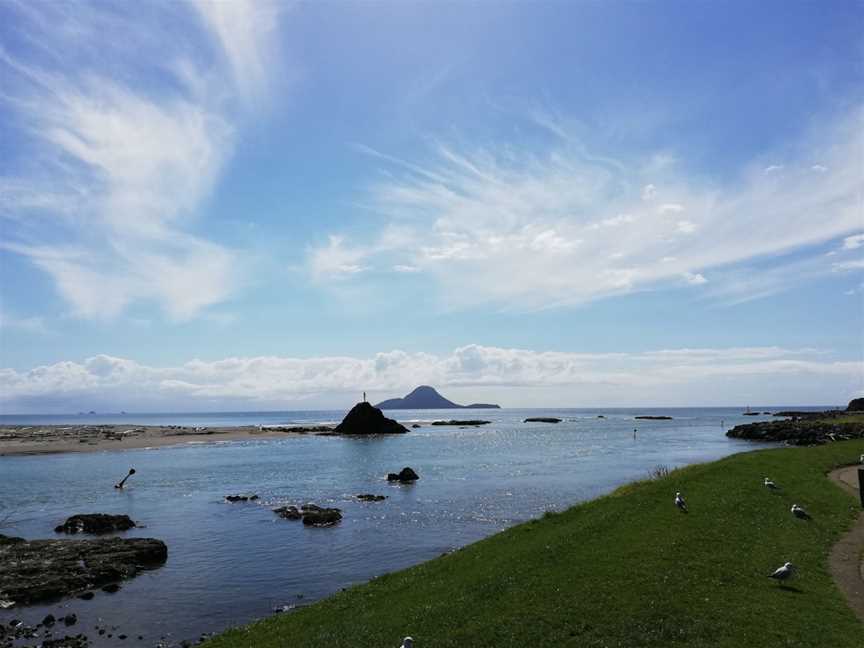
[375,386,501,410]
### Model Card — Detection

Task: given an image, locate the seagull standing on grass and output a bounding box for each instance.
[764,477,779,490]
[791,504,811,519]
[400,637,414,648]
[860,454,864,464]
[769,562,795,583]
[675,491,688,512]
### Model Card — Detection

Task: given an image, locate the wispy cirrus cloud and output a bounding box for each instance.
[1,345,860,412]
[310,107,863,309]
[0,1,285,320]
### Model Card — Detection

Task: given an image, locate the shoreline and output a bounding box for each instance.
[0,424,324,457]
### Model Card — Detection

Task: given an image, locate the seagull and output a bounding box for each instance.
[400,638,414,648]
[763,477,779,490]
[860,454,864,464]
[675,491,688,512]
[791,504,811,520]
[769,562,795,583]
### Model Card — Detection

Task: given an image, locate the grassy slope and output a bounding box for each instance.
[205,441,864,648]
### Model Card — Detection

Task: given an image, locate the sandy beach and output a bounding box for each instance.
[0,424,328,457]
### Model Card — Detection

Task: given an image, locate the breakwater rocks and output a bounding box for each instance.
[225,494,259,503]
[54,514,136,535]
[727,419,864,445]
[524,417,562,423]
[430,420,491,426]
[333,402,408,435]
[0,533,167,607]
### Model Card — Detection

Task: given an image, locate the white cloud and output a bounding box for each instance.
[764,165,784,173]
[833,259,864,272]
[0,2,282,320]
[314,106,862,309]
[811,164,828,172]
[1,345,860,412]
[842,233,864,250]
[641,184,656,201]
[393,264,420,273]
[683,272,708,285]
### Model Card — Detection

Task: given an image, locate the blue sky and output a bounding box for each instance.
[1,0,862,412]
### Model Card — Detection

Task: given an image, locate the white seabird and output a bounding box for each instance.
[860,453,864,464]
[791,504,810,519]
[401,637,414,648]
[675,491,688,512]
[764,477,779,490]
[769,562,795,582]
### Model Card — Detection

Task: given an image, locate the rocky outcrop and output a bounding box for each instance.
[54,514,136,535]
[524,417,562,423]
[356,494,387,502]
[848,398,864,412]
[634,416,673,420]
[727,419,864,445]
[273,504,342,527]
[376,386,500,410]
[333,402,408,435]
[0,533,167,607]
[430,420,491,426]
[225,494,259,502]
[387,467,419,483]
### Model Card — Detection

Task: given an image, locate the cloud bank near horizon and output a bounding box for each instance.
[2,345,860,413]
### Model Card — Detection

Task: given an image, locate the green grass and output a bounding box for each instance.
[204,441,864,648]
[818,413,864,425]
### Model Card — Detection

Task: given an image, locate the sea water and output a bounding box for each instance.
[0,407,809,645]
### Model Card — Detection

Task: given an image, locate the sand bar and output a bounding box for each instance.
[0,424,331,457]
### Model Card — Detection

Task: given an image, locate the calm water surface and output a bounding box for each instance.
[0,407,794,645]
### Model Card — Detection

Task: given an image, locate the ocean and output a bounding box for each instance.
[0,407,812,646]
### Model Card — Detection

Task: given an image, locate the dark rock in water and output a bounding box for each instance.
[430,419,491,426]
[274,506,302,520]
[597,415,606,418]
[634,416,673,420]
[333,402,408,435]
[299,505,342,527]
[62,614,76,627]
[848,398,864,412]
[0,533,165,606]
[387,467,419,483]
[356,494,387,502]
[263,425,334,434]
[274,504,342,526]
[41,614,55,627]
[77,591,94,600]
[411,424,421,428]
[375,385,501,410]
[225,494,259,503]
[727,419,864,445]
[742,412,760,416]
[524,417,562,423]
[101,583,121,593]
[54,514,136,535]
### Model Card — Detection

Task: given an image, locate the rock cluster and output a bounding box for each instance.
[333,402,408,435]
[53,514,137,535]
[273,504,343,527]
[0,533,167,607]
[523,417,562,423]
[634,416,673,420]
[726,419,864,445]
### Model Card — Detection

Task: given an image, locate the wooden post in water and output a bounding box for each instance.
[115,468,136,489]
[858,468,864,509]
